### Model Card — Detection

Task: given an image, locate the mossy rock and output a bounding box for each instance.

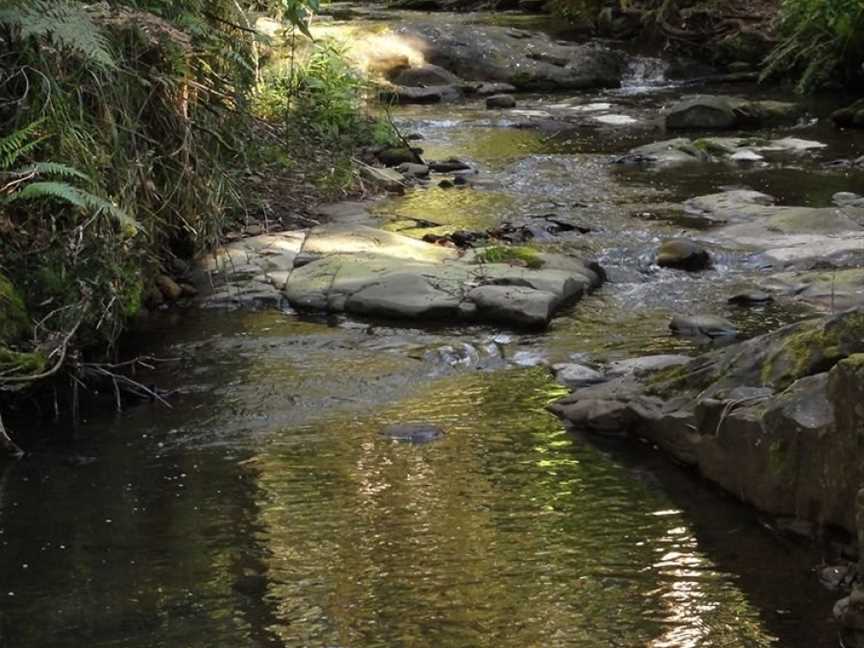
[476,245,544,269]
[760,311,864,391]
[0,273,29,344]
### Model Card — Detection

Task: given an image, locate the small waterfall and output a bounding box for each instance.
[619,56,673,94]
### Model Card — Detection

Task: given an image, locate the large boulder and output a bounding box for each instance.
[615,136,825,166]
[390,63,463,87]
[656,238,711,270]
[664,95,803,130]
[832,99,864,129]
[280,225,603,329]
[396,23,625,91]
[378,84,462,104]
[549,308,864,535]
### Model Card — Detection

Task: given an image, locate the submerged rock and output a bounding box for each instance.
[553,363,606,388]
[669,314,737,339]
[486,94,516,109]
[656,239,711,271]
[380,423,445,443]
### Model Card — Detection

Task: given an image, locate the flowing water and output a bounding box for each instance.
[3,9,864,648]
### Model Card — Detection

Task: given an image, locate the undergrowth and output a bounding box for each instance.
[0,0,387,439]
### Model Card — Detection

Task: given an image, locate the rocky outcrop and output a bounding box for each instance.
[664,95,802,130]
[194,225,604,329]
[549,308,864,535]
[396,23,625,91]
[615,136,825,166]
[682,189,864,269]
[280,225,603,328]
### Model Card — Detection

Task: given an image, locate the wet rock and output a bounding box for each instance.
[551,308,864,540]
[438,179,455,189]
[832,99,864,129]
[615,138,709,165]
[665,95,802,130]
[669,314,737,339]
[282,225,602,329]
[835,192,864,208]
[486,94,516,109]
[474,82,518,95]
[391,63,462,86]
[820,564,854,590]
[376,147,420,167]
[606,355,690,378]
[727,290,773,306]
[759,269,864,312]
[366,53,410,77]
[656,239,711,271]
[428,158,471,172]
[396,162,429,178]
[156,275,183,301]
[359,165,405,193]
[684,189,864,268]
[379,84,462,104]
[380,423,445,443]
[467,285,558,327]
[553,363,606,388]
[396,23,625,91]
[617,136,824,167]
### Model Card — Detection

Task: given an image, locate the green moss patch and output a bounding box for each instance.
[0,274,29,343]
[476,245,544,269]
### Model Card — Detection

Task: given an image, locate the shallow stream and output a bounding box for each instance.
[2,8,864,647]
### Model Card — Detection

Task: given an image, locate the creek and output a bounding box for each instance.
[2,8,863,647]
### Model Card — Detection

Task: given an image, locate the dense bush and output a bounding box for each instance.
[761,0,863,92]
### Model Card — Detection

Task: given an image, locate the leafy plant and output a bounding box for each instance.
[762,0,864,92]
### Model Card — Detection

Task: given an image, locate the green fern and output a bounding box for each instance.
[0,0,115,68]
[0,121,46,170]
[0,123,137,232]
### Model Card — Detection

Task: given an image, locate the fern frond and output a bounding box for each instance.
[7,181,87,208]
[0,0,115,69]
[0,121,45,170]
[15,162,90,181]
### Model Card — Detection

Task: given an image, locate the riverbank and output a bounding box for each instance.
[4,2,864,645]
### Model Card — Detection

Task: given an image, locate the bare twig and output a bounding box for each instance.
[0,411,24,459]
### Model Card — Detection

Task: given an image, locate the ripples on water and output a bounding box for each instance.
[0,366,832,647]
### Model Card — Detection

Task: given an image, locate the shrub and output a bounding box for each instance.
[762,0,864,92]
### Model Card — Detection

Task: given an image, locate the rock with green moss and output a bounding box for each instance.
[664,95,803,130]
[549,307,864,537]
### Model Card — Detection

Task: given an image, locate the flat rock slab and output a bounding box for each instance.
[396,23,624,91]
[664,95,802,130]
[760,269,864,312]
[682,189,864,268]
[281,225,603,329]
[616,136,825,166]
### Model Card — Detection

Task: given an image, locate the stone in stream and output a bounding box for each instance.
[656,239,711,271]
[834,192,864,208]
[380,423,445,443]
[395,23,625,91]
[359,165,405,193]
[474,82,518,96]
[376,147,420,167]
[396,162,429,178]
[832,98,864,128]
[616,136,825,167]
[280,225,603,329]
[548,307,864,545]
[486,94,516,109]
[664,95,802,130]
[759,268,864,312]
[606,355,690,378]
[378,84,462,104]
[727,290,773,306]
[428,158,472,173]
[391,63,463,87]
[669,314,737,339]
[553,363,606,388]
